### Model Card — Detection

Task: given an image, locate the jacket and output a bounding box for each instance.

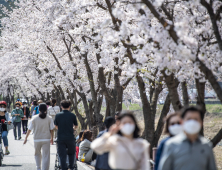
[78,139,93,163]
[91,133,150,170]
[155,137,170,170]
[95,130,112,170]
[11,109,24,122]
[21,107,30,119]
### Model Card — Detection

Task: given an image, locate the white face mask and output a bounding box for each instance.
[183,120,201,135]
[169,124,183,136]
[24,105,27,107]
[16,107,20,109]
[120,123,135,136]
[0,108,5,112]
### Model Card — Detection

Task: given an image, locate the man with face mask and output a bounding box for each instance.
[11,102,24,140]
[158,107,217,170]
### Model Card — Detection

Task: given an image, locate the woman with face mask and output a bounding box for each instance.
[91,111,150,170]
[11,102,24,140]
[0,101,12,155]
[154,112,182,170]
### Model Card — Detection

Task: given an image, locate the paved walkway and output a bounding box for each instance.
[1,130,57,170]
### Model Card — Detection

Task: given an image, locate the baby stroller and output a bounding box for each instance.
[54,141,78,170]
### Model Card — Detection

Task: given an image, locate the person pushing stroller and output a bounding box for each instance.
[54,100,78,170]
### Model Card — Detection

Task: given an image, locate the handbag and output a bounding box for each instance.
[12,110,19,122]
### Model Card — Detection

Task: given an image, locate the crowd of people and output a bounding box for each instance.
[0,98,219,170]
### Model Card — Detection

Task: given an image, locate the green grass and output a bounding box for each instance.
[206,104,222,113]
[101,104,222,114]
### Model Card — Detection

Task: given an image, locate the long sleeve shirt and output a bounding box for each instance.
[91,133,150,170]
[158,133,217,170]
[11,109,24,122]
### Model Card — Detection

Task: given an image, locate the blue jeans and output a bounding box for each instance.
[13,121,21,138]
[2,131,8,147]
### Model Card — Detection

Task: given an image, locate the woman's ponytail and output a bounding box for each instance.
[39,103,47,119]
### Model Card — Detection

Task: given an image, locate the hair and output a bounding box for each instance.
[39,103,47,119]
[33,100,38,106]
[104,116,115,130]
[23,102,27,105]
[61,100,71,109]
[77,130,85,144]
[46,101,51,106]
[117,111,140,138]
[15,102,21,106]
[81,130,93,142]
[51,98,57,107]
[38,100,43,104]
[181,106,204,121]
[164,112,181,134]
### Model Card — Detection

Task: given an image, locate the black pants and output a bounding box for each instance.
[57,140,75,170]
[22,120,28,132]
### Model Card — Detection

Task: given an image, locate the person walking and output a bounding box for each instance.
[31,100,38,117]
[91,111,150,170]
[11,102,24,140]
[54,100,78,170]
[155,112,182,170]
[21,102,30,134]
[95,116,115,170]
[158,107,217,170]
[23,103,54,170]
[33,100,43,116]
[0,101,13,155]
[47,98,60,140]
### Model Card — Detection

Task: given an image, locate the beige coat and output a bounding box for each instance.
[91,133,150,170]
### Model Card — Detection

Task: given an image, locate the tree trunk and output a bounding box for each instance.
[195,79,206,136]
[181,81,189,107]
[152,94,171,148]
[136,75,153,142]
[163,72,182,111]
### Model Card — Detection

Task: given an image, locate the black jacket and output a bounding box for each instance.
[95,130,112,170]
[21,107,30,119]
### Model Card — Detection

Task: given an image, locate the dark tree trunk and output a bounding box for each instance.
[136,75,153,142]
[163,72,182,111]
[152,94,171,148]
[195,79,206,136]
[181,81,189,107]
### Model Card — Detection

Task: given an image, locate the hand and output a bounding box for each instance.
[109,124,120,135]
[23,138,27,145]
[50,138,53,145]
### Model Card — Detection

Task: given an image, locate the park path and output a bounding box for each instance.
[1,130,57,170]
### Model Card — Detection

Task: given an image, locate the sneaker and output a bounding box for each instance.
[5,150,10,155]
[18,137,22,140]
[15,138,17,140]
[23,132,25,134]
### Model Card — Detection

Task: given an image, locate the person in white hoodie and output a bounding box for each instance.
[91,111,150,170]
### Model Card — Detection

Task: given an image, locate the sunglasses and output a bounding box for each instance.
[170,122,181,126]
